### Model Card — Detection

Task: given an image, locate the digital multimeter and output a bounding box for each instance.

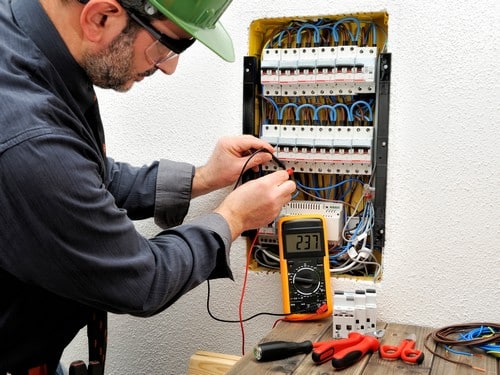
[278,214,333,320]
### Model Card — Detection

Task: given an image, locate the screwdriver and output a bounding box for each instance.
[253,340,313,362]
[331,335,380,369]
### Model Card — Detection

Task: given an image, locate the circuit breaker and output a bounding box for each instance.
[243,12,390,279]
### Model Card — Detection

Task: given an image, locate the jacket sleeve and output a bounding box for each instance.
[105,158,194,228]
[0,132,232,316]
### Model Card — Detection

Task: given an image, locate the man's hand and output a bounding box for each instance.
[192,135,274,198]
[214,170,296,241]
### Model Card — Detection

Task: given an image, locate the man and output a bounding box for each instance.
[0,0,296,373]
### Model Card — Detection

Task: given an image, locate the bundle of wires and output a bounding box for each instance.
[424,323,500,372]
[262,17,381,50]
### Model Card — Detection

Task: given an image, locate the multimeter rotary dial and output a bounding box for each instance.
[292,266,321,295]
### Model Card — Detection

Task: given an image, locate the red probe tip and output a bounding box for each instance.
[287,168,294,176]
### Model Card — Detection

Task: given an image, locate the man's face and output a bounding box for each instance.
[81,20,145,92]
[81,16,186,92]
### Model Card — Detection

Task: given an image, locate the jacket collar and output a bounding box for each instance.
[11,0,96,114]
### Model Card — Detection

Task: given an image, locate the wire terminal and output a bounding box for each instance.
[363,184,375,200]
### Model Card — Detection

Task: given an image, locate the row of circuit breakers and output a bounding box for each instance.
[243,12,391,278]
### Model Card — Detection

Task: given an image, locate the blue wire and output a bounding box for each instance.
[350,100,373,121]
[295,178,364,192]
[326,175,335,200]
[338,178,353,201]
[312,174,321,199]
[332,103,353,122]
[296,103,317,122]
[371,23,377,45]
[361,23,378,46]
[262,96,279,118]
[278,103,298,121]
[460,326,500,353]
[277,30,288,48]
[332,17,361,43]
[444,346,473,357]
[314,104,336,122]
[296,24,320,45]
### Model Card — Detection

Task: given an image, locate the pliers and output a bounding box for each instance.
[312,332,380,368]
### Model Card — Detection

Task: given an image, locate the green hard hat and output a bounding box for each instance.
[147,0,235,62]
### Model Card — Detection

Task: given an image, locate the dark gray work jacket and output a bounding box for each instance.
[0,0,232,371]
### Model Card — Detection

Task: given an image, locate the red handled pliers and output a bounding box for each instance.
[312,332,364,364]
[379,333,425,364]
[312,332,381,368]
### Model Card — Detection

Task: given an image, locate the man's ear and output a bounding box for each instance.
[80,0,127,44]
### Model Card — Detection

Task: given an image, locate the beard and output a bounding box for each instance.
[81,21,156,92]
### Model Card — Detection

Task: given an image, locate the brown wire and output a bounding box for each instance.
[424,323,500,373]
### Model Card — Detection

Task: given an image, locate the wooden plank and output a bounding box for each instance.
[187,351,241,375]
[362,323,434,375]
[226,318,332,375]
[429,342,499,375]
[226,320,500,375]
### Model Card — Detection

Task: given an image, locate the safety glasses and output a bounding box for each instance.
[126,10,195,68]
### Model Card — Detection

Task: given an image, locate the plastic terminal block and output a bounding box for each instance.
[261,48,282,95]
[354,47,377,93]
[333,291,355,338]
[365,289,377,332]
[297,47,318,68]
[333,289,377,338]
[261,125,373,149]
[261,48,281,69]
[257,200,344,245]
[256,223,278,246]
[316,46,337,68]
[260,124,281,144]
[263,84,282,96]
[280,48,300,69]
[336,46,358,77]
[281,200,344,242]
[261,69,279,86]
[261,44,378,96]
[262,148,372,175]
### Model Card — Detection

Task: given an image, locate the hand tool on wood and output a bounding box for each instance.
[379,333,425,364]
[331,334,380,369]
[311,332,364,364]
[253,340,313,361]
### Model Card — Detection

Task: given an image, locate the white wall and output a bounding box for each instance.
[61,0,500,373]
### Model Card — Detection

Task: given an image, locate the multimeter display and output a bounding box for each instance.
[278,215,333,319]
[285,233,322,253]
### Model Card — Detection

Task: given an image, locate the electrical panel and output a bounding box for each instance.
[243,12,390,279]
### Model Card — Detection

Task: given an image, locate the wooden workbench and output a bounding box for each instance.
[227,319,499,375]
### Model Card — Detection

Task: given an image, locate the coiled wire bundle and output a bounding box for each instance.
[424,323,500,372]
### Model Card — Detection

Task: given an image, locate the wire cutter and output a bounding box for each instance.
[379,333,425,364]
[312,331,381,369]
